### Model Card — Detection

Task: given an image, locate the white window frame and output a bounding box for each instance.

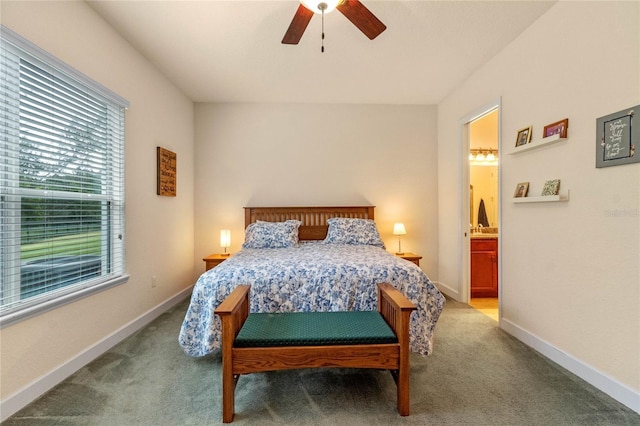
[0,25,129,327]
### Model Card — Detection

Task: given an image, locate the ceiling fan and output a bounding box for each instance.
[282,0,386,48]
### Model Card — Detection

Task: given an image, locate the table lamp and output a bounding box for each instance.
[220,229,231,256]
[393,223,406,255]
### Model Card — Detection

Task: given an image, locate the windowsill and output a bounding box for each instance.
[0,274,130,328]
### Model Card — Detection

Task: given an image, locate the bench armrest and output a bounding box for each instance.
[215,285,251,347]
[377,282,417,347]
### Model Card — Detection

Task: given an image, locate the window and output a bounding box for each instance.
[1,26,129,326]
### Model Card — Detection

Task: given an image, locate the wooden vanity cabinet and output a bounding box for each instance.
[471,238,498,298]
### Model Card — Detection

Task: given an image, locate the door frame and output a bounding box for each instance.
[458,98,502,312]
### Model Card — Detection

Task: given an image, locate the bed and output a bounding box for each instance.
[179,206,445,357]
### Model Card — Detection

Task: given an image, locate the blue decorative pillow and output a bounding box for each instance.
[242,220,301,249]
[324,218,385,248]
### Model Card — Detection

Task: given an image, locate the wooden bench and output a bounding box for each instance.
[214,282,417,423]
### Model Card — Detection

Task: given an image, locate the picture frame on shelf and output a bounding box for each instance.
[596,105,638,168]
[543,118,569,138]
[515,126,532,147]
[541,179,560,196]
[513,182,529,198]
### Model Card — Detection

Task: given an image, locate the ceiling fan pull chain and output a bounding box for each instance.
[321,8,325,53]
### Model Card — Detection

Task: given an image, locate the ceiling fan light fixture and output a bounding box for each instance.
[300,0,342,14]
[282,0,386,46]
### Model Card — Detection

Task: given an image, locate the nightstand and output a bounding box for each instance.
[203,253,231,271]
[395,252,422,267]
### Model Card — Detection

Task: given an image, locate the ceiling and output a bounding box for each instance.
[87,0,556,105]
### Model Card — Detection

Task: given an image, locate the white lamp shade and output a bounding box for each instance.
[300,0,341,14]
[393,223,406,236]
[220,229,231,248]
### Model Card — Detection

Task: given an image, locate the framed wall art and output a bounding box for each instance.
[157,147,177,196]
[596,105,638,168]
[515,126,532,147]
[541,179,560,196]
[543,118,568,138]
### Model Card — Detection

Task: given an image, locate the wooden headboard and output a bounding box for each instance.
[244,206,375,241]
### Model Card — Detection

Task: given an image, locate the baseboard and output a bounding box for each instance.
[433,280,460,301]
[0,285,194,422]
[501,318,640,414]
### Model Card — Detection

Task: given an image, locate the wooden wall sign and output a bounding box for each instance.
[157,147,177,196]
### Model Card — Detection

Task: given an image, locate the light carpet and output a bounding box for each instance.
[4,297,639,425]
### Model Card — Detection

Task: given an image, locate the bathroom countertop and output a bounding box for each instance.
[470,233,499,239]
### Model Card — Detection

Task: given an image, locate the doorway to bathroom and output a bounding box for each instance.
[466,105,500,322]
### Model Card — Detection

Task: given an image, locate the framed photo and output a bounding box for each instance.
[515,126,532,147]
[596,105,638,168]
[513,182,529,198]
[541,179,560,196]
[543,118,568,138]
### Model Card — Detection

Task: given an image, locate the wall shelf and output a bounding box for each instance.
[513,190,570,203]
[509,133,567,154]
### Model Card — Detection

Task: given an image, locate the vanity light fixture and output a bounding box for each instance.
[469,148,498,165]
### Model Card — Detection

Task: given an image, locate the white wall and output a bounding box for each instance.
[194,103,439,276]
[0,0,195,412]
[438,1,639,409]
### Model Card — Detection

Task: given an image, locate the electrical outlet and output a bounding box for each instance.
[151,275,157,288]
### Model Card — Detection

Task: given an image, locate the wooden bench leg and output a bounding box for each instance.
[397,362,410,416]
[396,307,411,416]
[221,356,240,423]
[215,285,251,423]
[377,283,416,416]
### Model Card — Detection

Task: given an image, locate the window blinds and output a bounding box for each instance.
[0,25,129,326]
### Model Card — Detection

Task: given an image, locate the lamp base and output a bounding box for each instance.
[220,252,230,257]
[396,252,405,256]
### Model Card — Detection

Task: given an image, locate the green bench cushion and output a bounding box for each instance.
[235,311,398,348]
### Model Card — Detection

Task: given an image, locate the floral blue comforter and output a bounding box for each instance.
[178,244,445,357]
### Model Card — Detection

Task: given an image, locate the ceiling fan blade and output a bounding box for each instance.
[282,4,314,45]
[337,0,386,40]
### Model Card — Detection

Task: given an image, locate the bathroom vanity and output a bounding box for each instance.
[471,235,498,298]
